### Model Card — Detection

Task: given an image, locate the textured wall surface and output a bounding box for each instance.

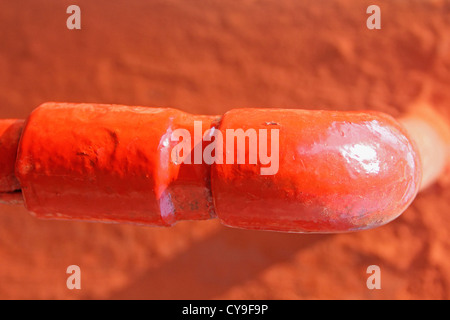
[0,0,449,299]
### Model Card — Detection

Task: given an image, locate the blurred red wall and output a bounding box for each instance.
[0,0,449,299]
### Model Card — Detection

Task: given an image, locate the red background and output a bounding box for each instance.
[0,0,449,299]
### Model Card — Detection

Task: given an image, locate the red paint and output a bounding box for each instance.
[16,103,217,225]
[0,119,24,193]
[212,109,421,232]
[5,103,421,232]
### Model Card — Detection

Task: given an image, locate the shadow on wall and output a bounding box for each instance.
[108,227,329,299]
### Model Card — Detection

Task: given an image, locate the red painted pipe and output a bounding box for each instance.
[0,119,24,193]
[1,102,423,232]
